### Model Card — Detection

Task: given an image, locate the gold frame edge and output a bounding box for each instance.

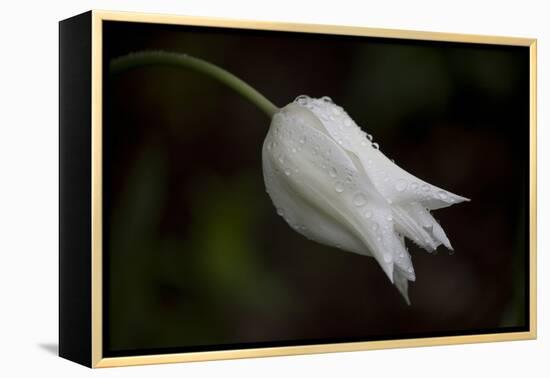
[89,9,537,368]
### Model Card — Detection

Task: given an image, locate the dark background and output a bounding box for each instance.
[102,21,529,356]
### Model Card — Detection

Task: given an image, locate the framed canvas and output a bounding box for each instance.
[59,10,537,368]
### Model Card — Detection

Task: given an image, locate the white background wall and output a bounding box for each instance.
[0,0,547,376]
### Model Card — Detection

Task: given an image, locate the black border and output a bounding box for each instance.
[59,11,93,367]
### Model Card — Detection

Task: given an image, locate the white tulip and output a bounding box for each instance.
[111,53,470,304]
[262,95,470,304]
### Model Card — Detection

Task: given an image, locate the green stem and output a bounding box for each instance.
[109,51,279,118]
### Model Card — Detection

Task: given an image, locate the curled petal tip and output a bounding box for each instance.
[382,262,395,284]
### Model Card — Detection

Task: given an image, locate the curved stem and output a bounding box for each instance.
[110,51,279,118]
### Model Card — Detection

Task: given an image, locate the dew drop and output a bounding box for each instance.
[329,167,338,178]
[407,267,413,273]
[395,179,407,192]
[299,137,306,144]
[387,215,393,222]
[364,210,372,218]
[331,107,341,115]
[335,182,345,193]
[367,134,373,141]
[321,96,333,103]
[371,223,379,231]
[410,182,419,191]
[276,208,284,216]
[383,253,393,263]
[353,193,367,207]
[278,156,285,164]
[284,169,291,176]
[372,142,380,150]
[294,95,310,105]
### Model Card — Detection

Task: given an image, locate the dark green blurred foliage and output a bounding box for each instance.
[103,22,529,355]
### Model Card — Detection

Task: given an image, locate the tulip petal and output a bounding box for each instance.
[264,104,398,281]
[355,149,470,210]
[300,97,470,210]
[394,269,411,305]
[263,97,470,303]
[263,147,367,256]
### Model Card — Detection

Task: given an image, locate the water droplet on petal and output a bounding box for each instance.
[299,137,306,144]
[395,179,407,192]
[364,210,372,218]
[371,223,379,231]
[321,96,333,103]
[276,208,285,216]
[383,253,393,263]
[407,267,413,273]
[387,215,393,221]
[284,169,291,176]
[410,182,419,191]
[353,193,367,207]
[329,167,337,178]
[294,95,310,105]
[372,142,379,150]
[367,134,373,141]
[335,182,345,193]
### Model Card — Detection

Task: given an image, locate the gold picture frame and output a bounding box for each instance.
[59,9,537,368]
